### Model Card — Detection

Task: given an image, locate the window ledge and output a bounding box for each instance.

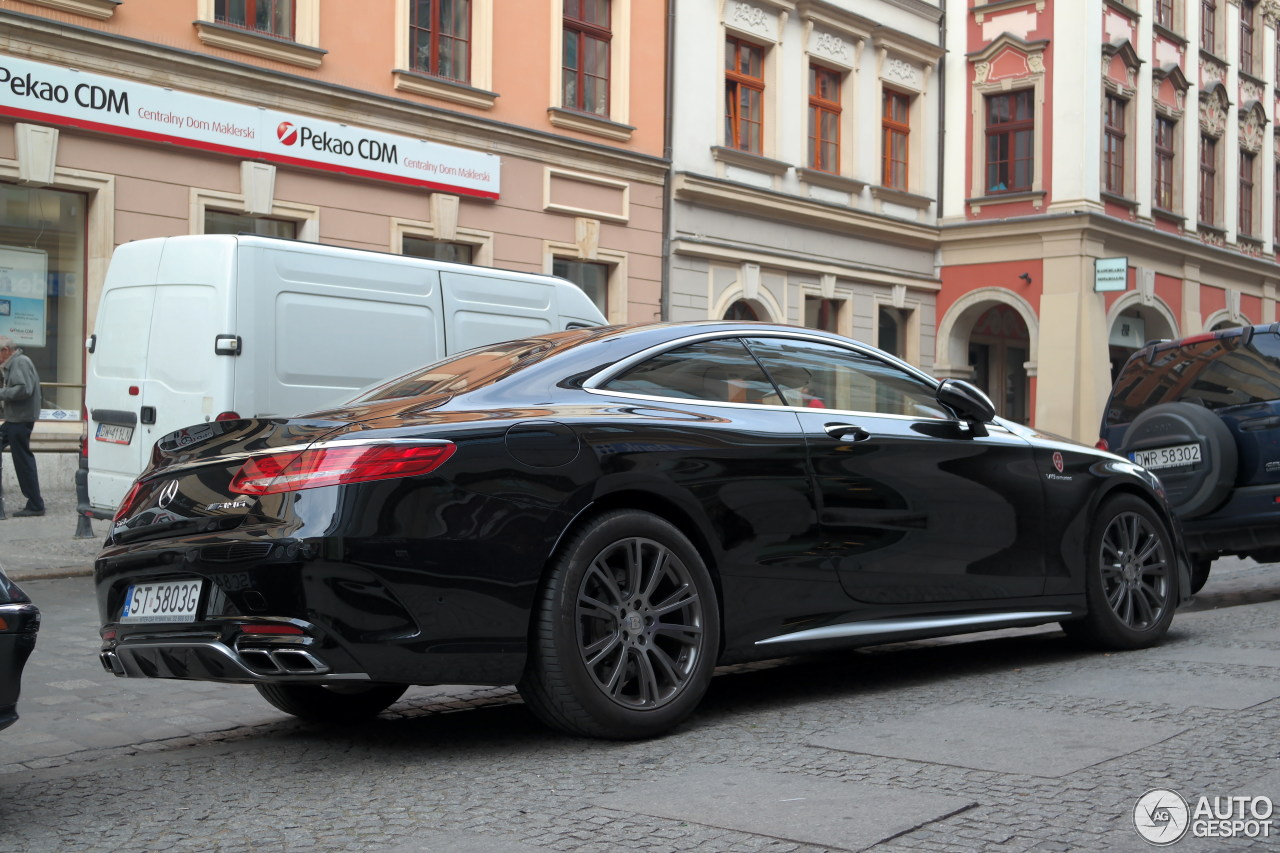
[393,70,497,110]
[547,108,634,142]
[966,190,1046,210]
[1198,222,1226,235]
[1238,234,1265,249]
[796,167,866,194]
[1240,70,1267,90]
[871,185,934,210]
[1152,206,1186,224]
[1100,190,1139,210]
[194,21,327,69]
[23,0,119,19]
[711,146,791,176]
[1152,22,1187,47]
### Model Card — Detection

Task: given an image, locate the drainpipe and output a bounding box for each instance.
[936,3,946,221]
[660,0,676,321]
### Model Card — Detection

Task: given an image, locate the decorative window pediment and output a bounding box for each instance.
[1102,39,1142,96]
[1239,101,1268,153]
[1153,62,1189,118]
[796,0,873,71]
[723,0,795,44]
[1199,82,1231,139]
[968,33,1048,85]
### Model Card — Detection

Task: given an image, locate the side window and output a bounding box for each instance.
[745,337,949,419]
[603,338,776,403]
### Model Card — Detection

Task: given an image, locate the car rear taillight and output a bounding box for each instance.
[215,411,240,422]
[1095,438,1109,451]
[229,441,456,495]
[113,480,148,523]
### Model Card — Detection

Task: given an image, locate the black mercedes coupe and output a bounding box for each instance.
[95,322,1190,738]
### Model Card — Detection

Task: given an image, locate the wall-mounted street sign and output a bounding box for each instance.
[1094,257,1129,292]
[0,55,500,199]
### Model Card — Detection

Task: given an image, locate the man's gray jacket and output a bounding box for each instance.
[0,348,41,423]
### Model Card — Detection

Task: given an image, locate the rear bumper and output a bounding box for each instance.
[1182,483,1280,556]
[0,604,40,729]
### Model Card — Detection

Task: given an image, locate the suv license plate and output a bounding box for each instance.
[95,423,134,445]
[1132,443,1202,470]
[120,580,203,624]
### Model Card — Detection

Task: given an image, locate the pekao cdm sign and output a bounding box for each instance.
[0,55,500,199]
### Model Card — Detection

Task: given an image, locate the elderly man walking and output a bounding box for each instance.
[0,335,45,517]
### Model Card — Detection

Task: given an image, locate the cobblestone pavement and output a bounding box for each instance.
[0,561,1278,852]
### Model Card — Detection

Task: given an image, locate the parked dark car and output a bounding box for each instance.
[1099,324,1280,592]
[1,566,40,731]
[96,322,1190,739]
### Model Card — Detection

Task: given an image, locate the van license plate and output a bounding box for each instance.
[95,423,134,445]
[1132,443,1202,470]
[120,579,203,624]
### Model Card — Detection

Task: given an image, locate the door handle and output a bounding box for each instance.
[824,423,870,442]
[1239,416,1280,431]
[140,406,157,425]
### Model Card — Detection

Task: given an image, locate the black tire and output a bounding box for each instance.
[518,510,720,739]
[1189,556,1213,594]
[1061,495,1177,650]
[255,682,407,722]
[1120,402,1237,519]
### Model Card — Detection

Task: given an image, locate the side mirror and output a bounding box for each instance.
[936,379,996,437]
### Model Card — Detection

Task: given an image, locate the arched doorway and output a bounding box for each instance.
[1107,302,1178,382]
[967,304,1031,423]
[723,299,762,321]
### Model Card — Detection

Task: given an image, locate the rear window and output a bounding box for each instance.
[1106,330,1280,424]
[352,340,555,403]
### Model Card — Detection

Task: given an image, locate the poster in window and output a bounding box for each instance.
[0,246,48,347]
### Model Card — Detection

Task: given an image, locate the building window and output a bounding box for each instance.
[1201,0,1217,53]
[403,236,474,264]
[1154,116,1177,211]
[1239,151,1256,235]
[1274,162,1280,242]
[1199,135,1217,225]
[1156,0,1175,29]
[808,65,841,173]
[804,296,842,333]
[985,91,1034,194]
[553,258,608,315]
[409,0,471,83]
[882,89,910,190]
[1241,1,1257,75]
[215,0,293,39]
[562,0,611,116]
[1103,95,1126,195]
[726,36,765,154]
[205,210,298,238]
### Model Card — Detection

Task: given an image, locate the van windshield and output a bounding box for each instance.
[1106,331,1280,424]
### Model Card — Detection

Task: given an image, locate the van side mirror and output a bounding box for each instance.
[937,379,995,438]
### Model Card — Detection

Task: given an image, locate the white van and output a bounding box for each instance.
[84,234,607,516]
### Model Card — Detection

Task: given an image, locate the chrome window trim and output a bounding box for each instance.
[582,329,968,425]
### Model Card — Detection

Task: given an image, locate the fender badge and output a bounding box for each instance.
[1052,451,1064,473]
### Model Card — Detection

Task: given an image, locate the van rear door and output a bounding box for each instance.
[441,271,556,351]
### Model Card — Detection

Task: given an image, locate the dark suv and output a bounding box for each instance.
[1100,324,1280,592]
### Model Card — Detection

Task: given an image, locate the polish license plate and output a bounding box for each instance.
[1132,443,1202,470]
[119,579,203,624]
[95,422,134,445]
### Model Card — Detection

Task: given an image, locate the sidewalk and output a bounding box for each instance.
[0,481,106,581]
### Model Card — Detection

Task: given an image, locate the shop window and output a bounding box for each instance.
[726,36,765,154]
[968,304,1029,424]
[205,210,298,239]
[1239,151,1256,236]
[0,184,87,415]
[1199,135,1217,225]
[809,65,841,173]
[552,257,608,315]
[882,89,910,190]
[562,0,611,116]
[1154,116,1177,211]
[216,0,294,39]
[985,91,1034,194]
[403,236,474,265]
[878,307,905,358]
[410,0,471,83]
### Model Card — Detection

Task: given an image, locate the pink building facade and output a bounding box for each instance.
[0,0,666,455]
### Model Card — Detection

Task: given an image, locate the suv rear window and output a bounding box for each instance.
[1106,330,1280,424]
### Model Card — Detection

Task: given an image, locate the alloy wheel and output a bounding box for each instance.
[575,536,705,710]
[1098,511,1171,631]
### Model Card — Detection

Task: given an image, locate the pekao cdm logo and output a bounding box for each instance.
[1133,788,1274,845]
[273,119,398,164]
